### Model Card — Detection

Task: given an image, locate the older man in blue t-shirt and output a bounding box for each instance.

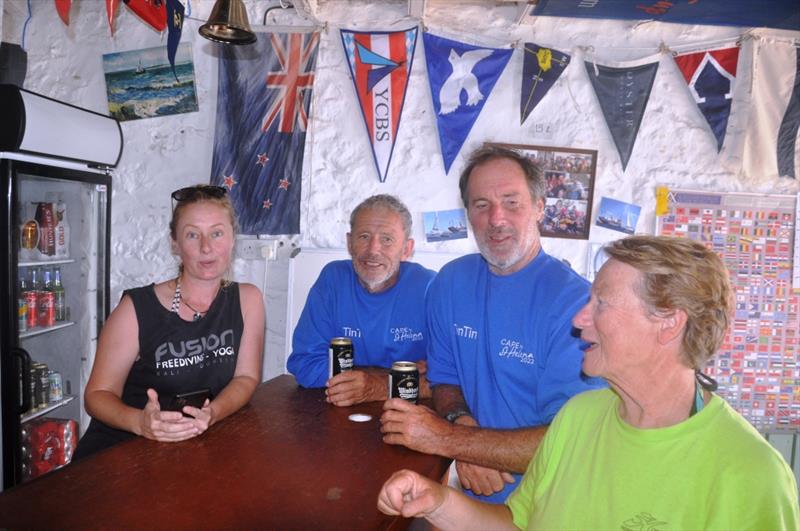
[287,194,436,407]
[380,146,605,503]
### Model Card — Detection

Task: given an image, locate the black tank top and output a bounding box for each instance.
[75,282,243,458]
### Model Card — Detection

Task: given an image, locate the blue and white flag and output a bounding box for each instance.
[585,56,659,171]
[423,32,513,173]
[210,32,319,235]
[743,39,800,179]
[520,43,570,125]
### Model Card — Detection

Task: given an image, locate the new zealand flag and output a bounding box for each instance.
[210,32,320,235]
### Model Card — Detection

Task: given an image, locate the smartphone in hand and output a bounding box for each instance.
[165,388,211,417]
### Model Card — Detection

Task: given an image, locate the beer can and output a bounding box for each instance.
[38,291,55,328]
[48,371,63,402]
[32,363,49,409]
[329,337,354,377]
[35,202,56,257]
[18,297,28,332]
[25,291,38,329]
[28,368,37,410]
[389,361,419,403]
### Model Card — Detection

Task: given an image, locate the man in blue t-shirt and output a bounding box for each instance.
[287,195,436,407]
[380,146,605,503]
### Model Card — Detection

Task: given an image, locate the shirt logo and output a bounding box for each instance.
[498,338,535,365]
[390,327,424,342]
[154,329,236,370]
[341,327,362,338]
[454,323,478,340]
[621,512,668,531]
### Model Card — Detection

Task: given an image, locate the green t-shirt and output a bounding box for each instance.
[507,388,799,530]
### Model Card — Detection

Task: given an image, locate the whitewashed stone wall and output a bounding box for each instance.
[3,0,798,382]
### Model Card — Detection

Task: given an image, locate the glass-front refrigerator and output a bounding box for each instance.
[0,152,111,489]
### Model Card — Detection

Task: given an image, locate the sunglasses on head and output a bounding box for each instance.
[171,185,228,202]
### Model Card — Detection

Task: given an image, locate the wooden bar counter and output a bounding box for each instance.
[0,375,451,529]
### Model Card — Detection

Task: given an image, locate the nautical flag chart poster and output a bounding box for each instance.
[657,189,800,432]
[210,32,320,235]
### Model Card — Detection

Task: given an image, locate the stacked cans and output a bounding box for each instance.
[27,362,63,411]
[21,418,78,480]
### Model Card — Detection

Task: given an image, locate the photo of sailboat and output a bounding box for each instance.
[423,208,468,242]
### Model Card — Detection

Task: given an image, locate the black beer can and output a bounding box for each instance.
[32,362,49,409]
[329,337,354,377]
[389,361,419,403]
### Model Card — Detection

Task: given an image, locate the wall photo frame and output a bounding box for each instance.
[490,143,597,240]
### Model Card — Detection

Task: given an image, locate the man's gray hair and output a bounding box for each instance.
[350,194,413,239]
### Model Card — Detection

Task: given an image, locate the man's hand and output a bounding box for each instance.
[326,369,388,406]
[455,460,515,496]
[380,398,453,456]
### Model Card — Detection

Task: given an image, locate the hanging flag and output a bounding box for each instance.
[55,0,71,26]
[673,46,739,152]
[424,32,512,173]
[123,0,167,32]
[106,0,120,35]
[584,56,658,171]
[165,0,184,82]
[340,28,418,183]
[520,43,570,125]
[209,32,320,235]
[743,39,800,179]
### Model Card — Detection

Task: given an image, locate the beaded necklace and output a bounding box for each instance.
[171,277,211,322]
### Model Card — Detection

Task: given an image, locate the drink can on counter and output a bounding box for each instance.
[38,291,55,328]
[329,337,354,377]
[48,371,63,403]
[389,361,419,403]
[32,362,49,409]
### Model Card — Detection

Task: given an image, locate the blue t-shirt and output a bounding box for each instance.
[427,251,606,503]
[287,260,436,388]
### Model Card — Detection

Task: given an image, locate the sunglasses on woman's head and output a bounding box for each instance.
[171,185,228,202]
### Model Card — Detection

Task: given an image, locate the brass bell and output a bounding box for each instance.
[199,0,257,45]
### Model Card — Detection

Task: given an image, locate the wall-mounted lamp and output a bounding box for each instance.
[199,0,257,45]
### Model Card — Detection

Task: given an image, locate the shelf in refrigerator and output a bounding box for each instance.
[20,394,76,423]
[18,258,76,267]
[20,321,74,339]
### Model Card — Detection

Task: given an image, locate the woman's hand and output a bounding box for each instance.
[138,389,202,442]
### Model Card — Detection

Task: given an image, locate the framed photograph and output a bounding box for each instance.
[490,143,597,240]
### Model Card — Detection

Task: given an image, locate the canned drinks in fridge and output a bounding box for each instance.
[329,337,354,377]
[38,291,55,328]
[32,362,49,409]
[18,297,28,332]
[389,361,419,403]
[48,371,63,402]
[35,202,56,257]
[25,290,38,329]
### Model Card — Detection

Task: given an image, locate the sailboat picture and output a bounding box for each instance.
[423,208,468,243]
[595,197,641,235]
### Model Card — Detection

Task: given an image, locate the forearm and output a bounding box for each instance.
[286,349,329,388]
[85,389,144,435]
[427,488,516,531]
[441,423,546,473]
[207,374,259,425]
[356,366,390,401]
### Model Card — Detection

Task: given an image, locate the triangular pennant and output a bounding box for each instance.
[123,0,167,32]
[743,40,800,179]
[166,0,184,82]
[55,0,71,26]
[340,28,418,183]
[424,33,512,173]
[673,46,739,152]
[106,0,120,35]
[584,58,658,170]
[520,43,570,124]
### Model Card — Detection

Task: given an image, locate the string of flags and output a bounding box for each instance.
[50,0,186,80]
[210,26,797,235]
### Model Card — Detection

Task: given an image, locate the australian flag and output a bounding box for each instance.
[210,32,320,235]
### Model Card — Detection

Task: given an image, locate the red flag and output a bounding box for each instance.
[106,0,120,35]
[123,0,167,32]
[55,0,71,25]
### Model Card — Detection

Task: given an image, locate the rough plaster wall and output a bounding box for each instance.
[3,0,799,383]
